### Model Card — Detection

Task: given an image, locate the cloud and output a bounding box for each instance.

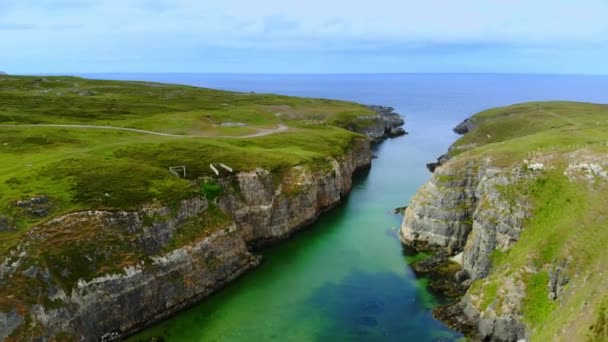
[0,0,607,73]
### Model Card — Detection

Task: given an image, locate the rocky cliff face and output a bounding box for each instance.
[401,156,533,341]
[401,159,529,281]
[220,139,371,246]
[0,140,372,341]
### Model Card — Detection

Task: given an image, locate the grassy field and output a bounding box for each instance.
[448,101,608,341]
[0,75,375,255]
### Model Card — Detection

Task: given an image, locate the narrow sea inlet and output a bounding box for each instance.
[129,136,461,341]
[96,73,608,341]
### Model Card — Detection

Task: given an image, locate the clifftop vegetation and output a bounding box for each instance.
[0,75,376,254]
[445,101,608,341]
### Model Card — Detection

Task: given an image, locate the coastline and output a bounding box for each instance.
[0,90,405,340]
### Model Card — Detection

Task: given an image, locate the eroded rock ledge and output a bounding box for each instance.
[1,139,372,340]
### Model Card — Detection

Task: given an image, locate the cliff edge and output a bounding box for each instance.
[401,101,608,341]
[0,76,406,340]
[0,140,372,340]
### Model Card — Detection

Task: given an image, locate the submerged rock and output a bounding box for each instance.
[410,251,464,298]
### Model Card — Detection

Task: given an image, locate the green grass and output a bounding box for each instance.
[201,181,222,201]
[589,298,608,341]
[449,101,608,341]
[449,101,608,166]
[0,76,373,255]
[0,75,374,134]
[522,271,557,326]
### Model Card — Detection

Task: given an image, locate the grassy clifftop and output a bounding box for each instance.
[447,102,608,341]
[0,75,376,254]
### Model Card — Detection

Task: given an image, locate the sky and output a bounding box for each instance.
[1,0,608,74]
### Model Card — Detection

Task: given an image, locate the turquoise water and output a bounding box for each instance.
[82,74,608,341]
[129,139,461,341]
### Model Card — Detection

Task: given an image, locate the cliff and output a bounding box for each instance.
[0,76,410,340]
[400,102,608,341]
[0,139,372,340]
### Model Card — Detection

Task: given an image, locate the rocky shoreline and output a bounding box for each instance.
[400,116,530,342]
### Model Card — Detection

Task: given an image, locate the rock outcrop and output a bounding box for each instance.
[453,117,476,135]
[357,105,406,141]
[0,140,372,340]
[426,154,451,172]
[402,159,529,280]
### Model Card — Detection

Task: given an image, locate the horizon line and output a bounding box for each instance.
[10,71,608,78]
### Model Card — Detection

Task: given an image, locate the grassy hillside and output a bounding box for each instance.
[0,75,375,255]
[448,102,608,341]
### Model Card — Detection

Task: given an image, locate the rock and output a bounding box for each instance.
[16,195,49,206]
[548,260,569,300]
[453,117,476,135]
[77,90,96,96]
[388,126,407,137]
[410,251,465,298]
[433,301,479,339]
[479,316,527,342]
[22,265,38,278]
[401,160,529,279]
[393,206,407,215]
[401,156,533,340]
[426,154,451,172]
[0,310,24,341]
[356,105,406,142]
[16,195,52,217]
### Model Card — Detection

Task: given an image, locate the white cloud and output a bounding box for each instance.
[0,0,607,72]
[3,0,608,45]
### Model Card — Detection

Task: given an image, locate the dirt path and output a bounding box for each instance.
[0,124,289,138]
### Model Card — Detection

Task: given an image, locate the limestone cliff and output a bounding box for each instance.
[401,157,532,341]
[0,140,372,340]
[400,101,608,342]
[401,159,529,281]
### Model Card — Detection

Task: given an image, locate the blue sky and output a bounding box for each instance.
[1,0,607,74]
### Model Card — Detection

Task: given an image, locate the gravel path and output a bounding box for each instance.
[0,124,289,138]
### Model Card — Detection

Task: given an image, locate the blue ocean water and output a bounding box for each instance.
[81,73,608,341]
